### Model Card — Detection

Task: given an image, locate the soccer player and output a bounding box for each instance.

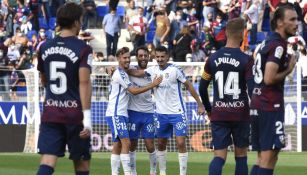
[36,3,93,175]
[128,46,205,175]
[105,47,162,175]
[249,5,298,175]
[199,17,254,175]
[128,46,157,175]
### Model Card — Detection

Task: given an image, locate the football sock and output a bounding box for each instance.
[111,154,120,175]
[257,167,273,175]
[250,165,259,175]
[149,150,157,174]
[235,156,248,175]
[75,171,89,175]
[178,152,188,175]
[209,156,225,175]
[157,150,167,174]
[121,154,131,175]
[37,164,54,175]
[130,151,137,175]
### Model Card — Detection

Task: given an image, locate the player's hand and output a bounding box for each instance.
[79,128,91,139]
[152,75,163,86]
[198,105,206,116]
[206,111,212,121]
[106,66,116,76]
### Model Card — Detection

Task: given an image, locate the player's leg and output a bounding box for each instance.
[172,114,188,175]
[73,160,90,175]
[257,111,285,175]
[232,121,250,175]
[250,111,261,175]
[37,123,66,175]
[156,114,172,175]
[209,121,232,175]
[130,139,138,175]
[250,152,261,175]
[142,112,157,175]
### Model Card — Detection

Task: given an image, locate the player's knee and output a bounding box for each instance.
[176,140,186,152]
[145,144,155,153]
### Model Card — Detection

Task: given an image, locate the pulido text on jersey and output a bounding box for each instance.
[214,57,240,67]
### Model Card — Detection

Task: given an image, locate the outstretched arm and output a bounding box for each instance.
[184,80,205,115]
[128,75,163,95]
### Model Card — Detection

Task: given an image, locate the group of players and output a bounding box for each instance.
[34,2,298,175]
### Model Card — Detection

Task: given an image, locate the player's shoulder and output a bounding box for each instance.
[168,63,183,71]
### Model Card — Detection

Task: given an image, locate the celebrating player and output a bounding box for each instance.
[128,46,157,175]
[128,46,205,175]
[105,47,162,175]
[199,18,254,175]
[250,5,298,175]
[36,3,93,175]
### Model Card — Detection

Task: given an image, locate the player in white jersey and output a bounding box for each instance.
[128,46,157,175]
[105,47,162,175]
[128,46,205,175]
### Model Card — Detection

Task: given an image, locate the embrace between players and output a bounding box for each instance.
[36,2,297,175]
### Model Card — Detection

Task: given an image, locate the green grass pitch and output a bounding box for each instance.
[0,152,306,174]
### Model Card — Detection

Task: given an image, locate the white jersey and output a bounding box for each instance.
[145,64,187,114]
[128,66,154,113]
[106,68,132,117]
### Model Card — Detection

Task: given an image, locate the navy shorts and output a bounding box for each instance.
[128,110,155,139]
[155,113,188,138]
[106,115,129,142]
[37,122,91,160]
[210,121,250,150]
[251,110,286,151]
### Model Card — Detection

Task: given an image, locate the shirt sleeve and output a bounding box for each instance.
[176,66,187,83]
[201,59,212,81]
[79,45,93,72]
[144,66,153,76]
[267,42,285,65]
[116,69,132,89]
[37,47,44,73]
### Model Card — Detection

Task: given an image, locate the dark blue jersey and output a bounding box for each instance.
[250,32,288,111]
[37,36,93,124]
[202,47,253,121]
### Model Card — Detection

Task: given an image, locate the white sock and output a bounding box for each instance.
[157,150,167,174]
[178,152,188,175]
[149,150,157,174]
[111,154,121,175]
[120,154,131,175]
[130,151,137,175]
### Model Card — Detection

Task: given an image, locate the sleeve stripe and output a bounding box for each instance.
[201,71,211,80]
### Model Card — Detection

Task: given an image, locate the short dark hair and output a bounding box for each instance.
[271,4,295,31]
[155,46,168,54]
[56,2,83,29]
[136,46,148,56]
[116,47,130,57]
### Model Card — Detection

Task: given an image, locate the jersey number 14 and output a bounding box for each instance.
[215,71,241,99]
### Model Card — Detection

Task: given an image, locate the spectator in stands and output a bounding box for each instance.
[187,7,199,38]
[227,0,241,19]
[51,0,65,17]
[268,0,281,20]
[35,28,47,51]
[0,38,12,100]
[4,0,18,37]
[177,0,193,9]
[293,0,304,35]
[153,7,170,47]
[28,0,40,32]
[169,9,188,52]
[147,43,155,61]
[102,7,121,57]
[12,27,29,50]
[165,0,177,14]
[297,41,307,101]
[257,0,266,32]
[82,0,97,29]
[78,29,95,44]
[218,0,231,14]
[244,0,259,45]
[40,0,51,22]
[190,39,206,62]
[0,14,6,42]
[173,25,193,62]
[125,0,138,24]
[128,7,148,55]
[203,0,218,26]
[13,0,32,35]
[204,12,214,28]
[212,12,227,49]
[200,26,214,56]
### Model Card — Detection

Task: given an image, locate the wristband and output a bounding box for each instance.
[83,109,92,132]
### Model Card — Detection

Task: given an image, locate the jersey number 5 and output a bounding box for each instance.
[50,61,67,94]
[215,71,241,99]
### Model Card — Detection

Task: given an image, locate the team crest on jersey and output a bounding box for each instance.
[87,54,93,67]
[164,73,169,78]
[274,46,284,59]
[279,135,285,145]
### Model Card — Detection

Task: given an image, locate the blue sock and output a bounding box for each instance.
[235,156,248,175]
[209,156,225,175]
[250,165,259,175]
[37,164,54,175]
[75,171,89,175]
[257,167,273,175]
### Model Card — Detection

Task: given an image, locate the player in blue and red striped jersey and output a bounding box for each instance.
[199,18,254,175]
[36,3,93,175]
[249,5,298,175]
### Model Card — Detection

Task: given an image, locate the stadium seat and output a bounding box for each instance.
[146,31,155,43]
[26,30,37,40]
[48,17,56,30]
[39,17,49,30]
[116,6,125,17]
[262,18,270,32]
[45,30,54,39]
[257,32,266,43]
[96,6,109,17]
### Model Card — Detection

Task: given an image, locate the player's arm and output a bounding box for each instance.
[198,64,212,115]
[127,75,163,95]
[184,80,205,115]
[246,57,255,98]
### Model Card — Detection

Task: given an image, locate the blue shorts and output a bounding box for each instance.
[106,115,129,142]
[156,113,188,138]
[251,110,286,151]
[128,110,155,139]
[37,122,91,160]
[210,121,250,150]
